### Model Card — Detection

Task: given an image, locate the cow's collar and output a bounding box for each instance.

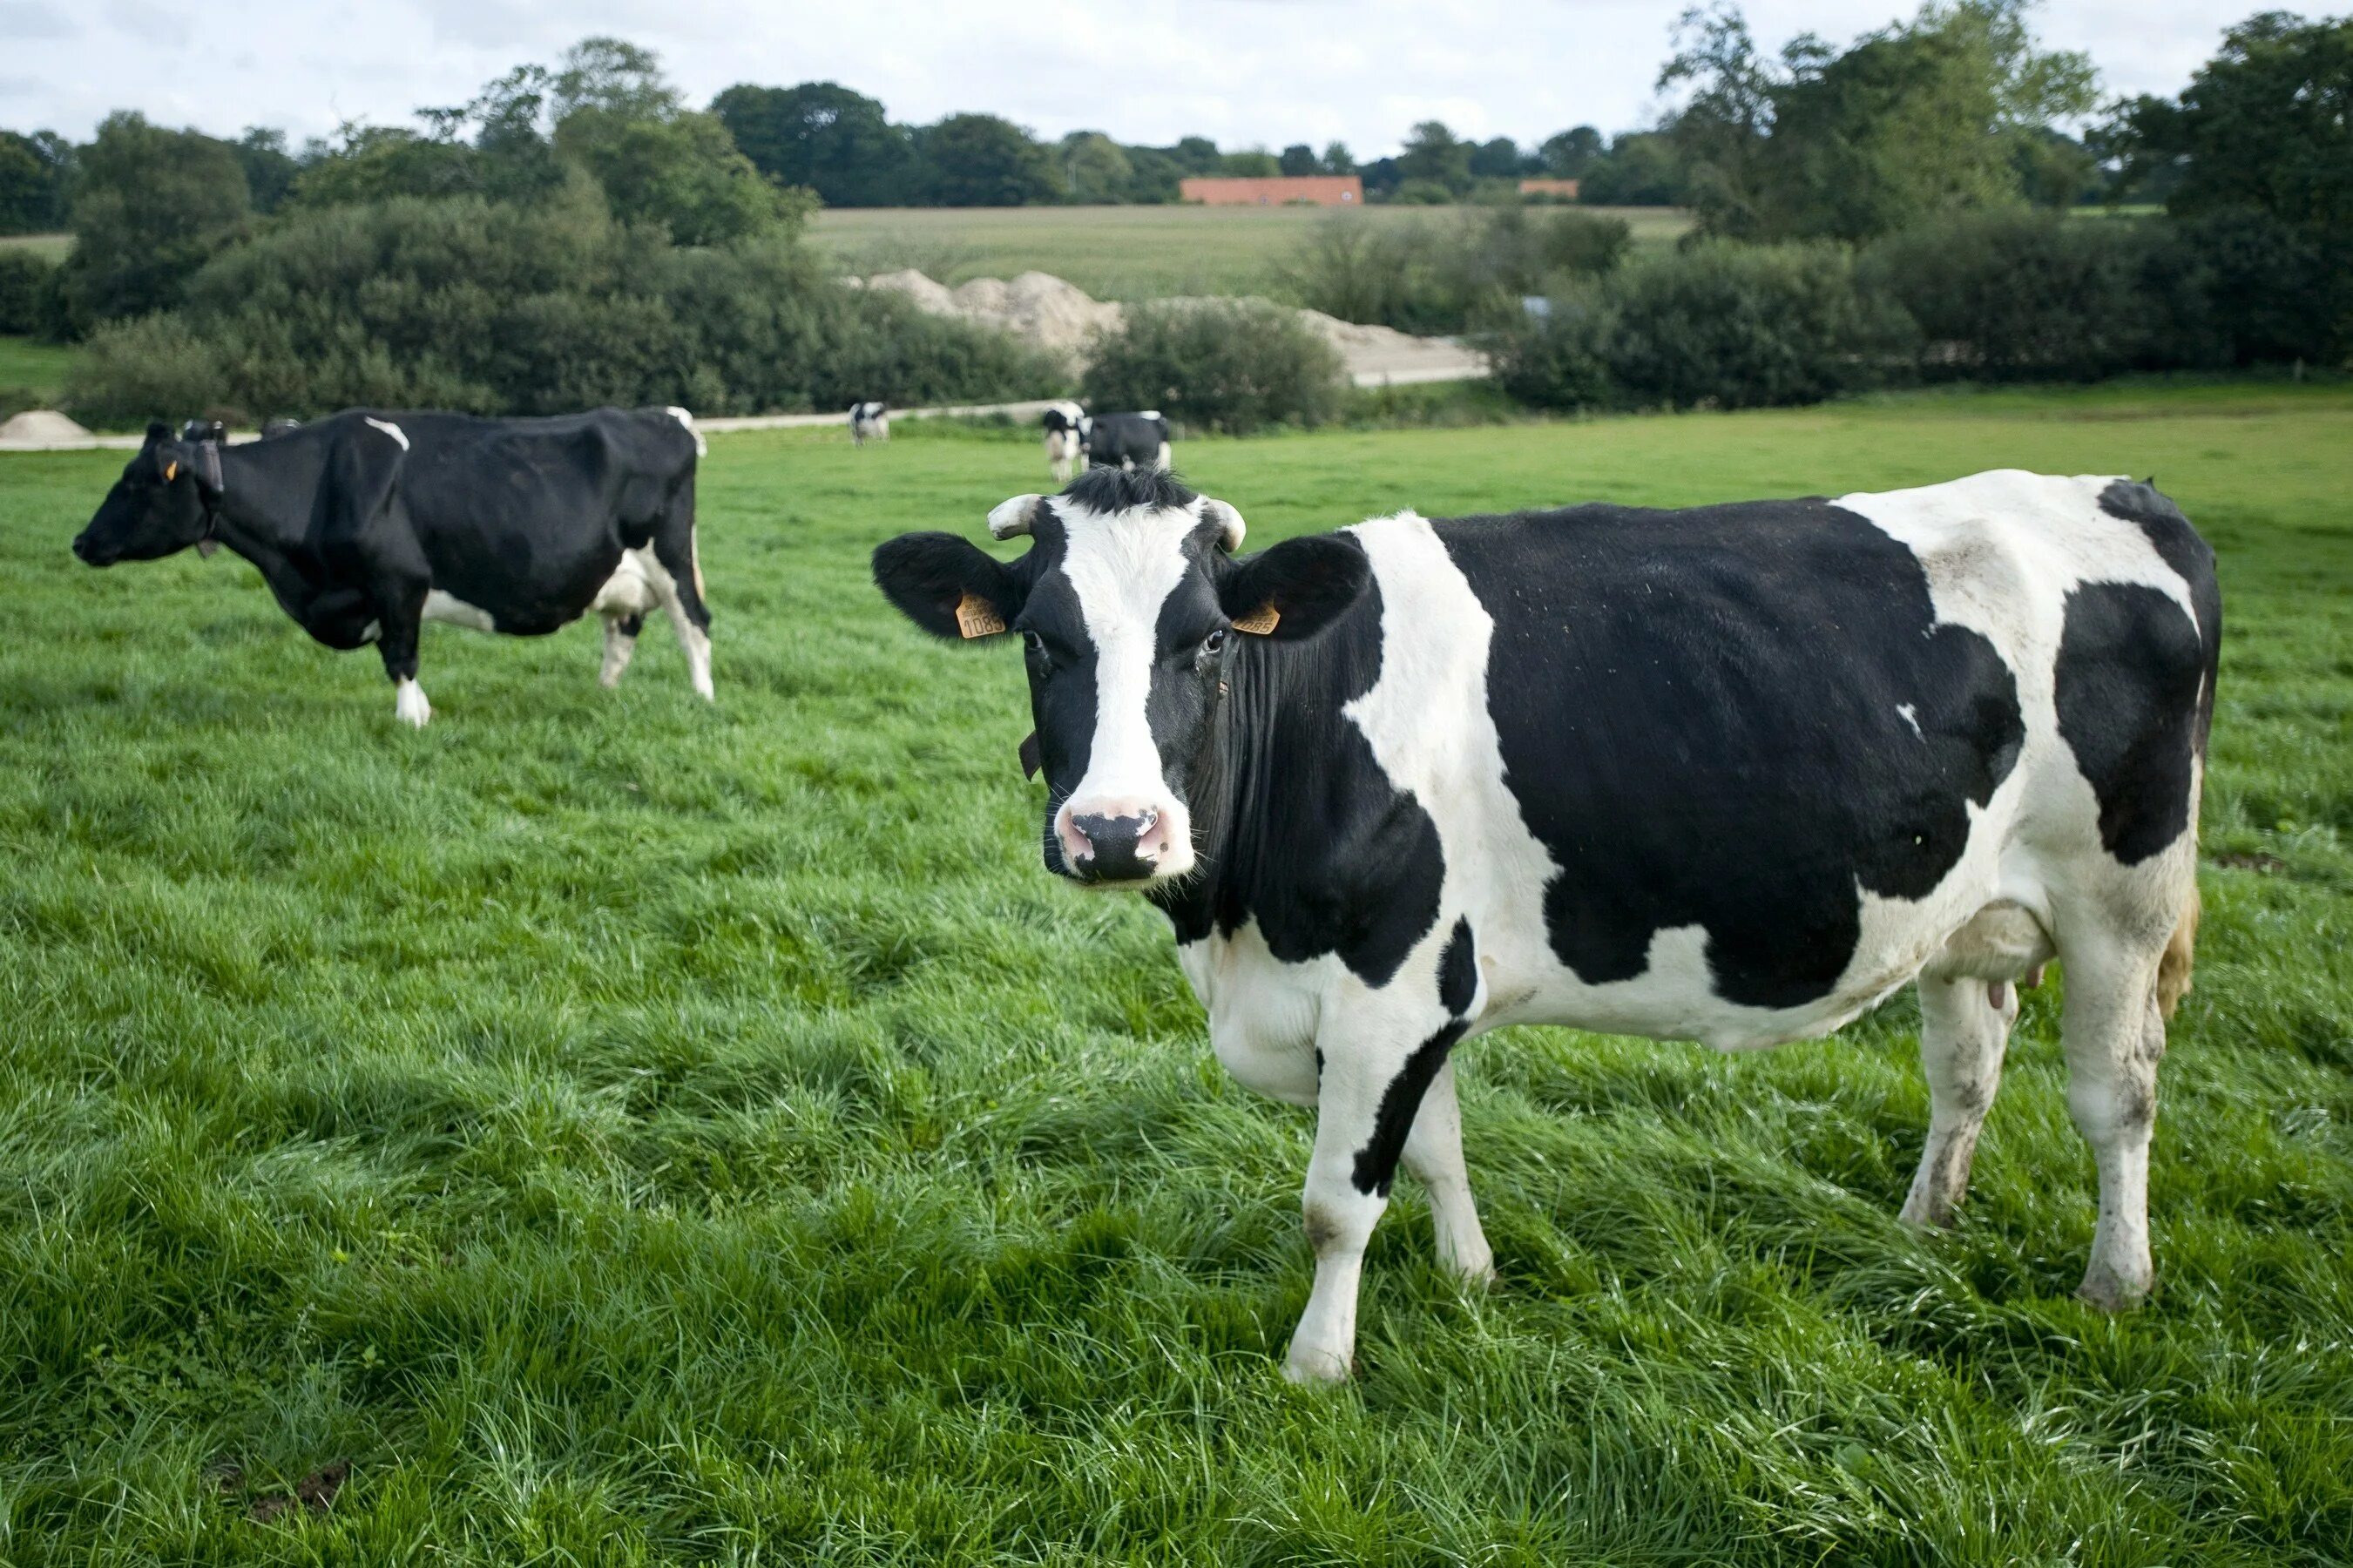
[193,439,226,557]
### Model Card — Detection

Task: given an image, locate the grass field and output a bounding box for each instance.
[3,382,2349,1563]
[810,203,1695,300]
[0,233,71,263]
[0,335,75,411]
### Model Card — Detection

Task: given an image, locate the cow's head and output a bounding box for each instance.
[873,468,1368,887]
[1041,402,1085,482]
[71,422,220,566]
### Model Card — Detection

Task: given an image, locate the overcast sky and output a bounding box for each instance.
[3,1,2239,154]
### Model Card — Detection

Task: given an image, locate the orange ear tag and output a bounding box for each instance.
[956,591,1005,639]
[1232,605,1280,636]
[164,461,179,482]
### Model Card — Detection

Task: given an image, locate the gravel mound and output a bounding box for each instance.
[852,271,1486,385]
[0,409,94,447]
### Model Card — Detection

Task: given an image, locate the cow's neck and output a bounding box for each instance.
[1146,608,1385,946]
[204,444,321,603]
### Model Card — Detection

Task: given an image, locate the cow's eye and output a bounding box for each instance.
[1200,629,1227,658]
[1021,630,1045,658]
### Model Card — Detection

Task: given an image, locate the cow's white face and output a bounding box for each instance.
[872,469,1370,889]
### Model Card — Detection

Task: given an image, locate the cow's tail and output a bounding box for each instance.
[666,405,708,458]
[2156,882,2200,1020]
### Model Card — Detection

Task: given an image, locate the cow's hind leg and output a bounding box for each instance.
[2057,916,2173,1311]
[1899,975,2017,1227]
[646,489,713,701]
[1402,1060,1495,1287]
[600,613,643,688]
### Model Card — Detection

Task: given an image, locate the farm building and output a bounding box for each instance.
[1180,175,1362,206]
[1518,178,1582,198]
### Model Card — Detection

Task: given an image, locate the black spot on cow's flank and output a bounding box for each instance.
[1437,918,1477,1017]
[2054,582,2206,864]
[1351,1018,1469,1197]
[2098,478,2221,756]
[1447,499,2025,1010]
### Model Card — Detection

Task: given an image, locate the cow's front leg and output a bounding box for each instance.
[1288,1002,1471,1384]
[374,579,430,727]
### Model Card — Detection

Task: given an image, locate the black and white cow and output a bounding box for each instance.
[875,464,2217,1382]
[1040,402,1172,483]
[849,401,890,445]
[72,406,713,726]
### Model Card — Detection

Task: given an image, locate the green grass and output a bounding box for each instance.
[3,382,2349,1564]
[0,335,75,410]
[0,233,71,262]
[810,203,1694,301]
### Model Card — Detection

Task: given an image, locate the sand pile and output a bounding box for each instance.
[857,271,1486,386]
[0,409,94,447]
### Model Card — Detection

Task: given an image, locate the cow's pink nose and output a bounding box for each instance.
[1057,800,1180,881]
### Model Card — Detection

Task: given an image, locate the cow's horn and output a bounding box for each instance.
[1202,497,1246,551]
[988,494,1045,540]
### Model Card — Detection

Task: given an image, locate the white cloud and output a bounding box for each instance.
[2,0,2239,152]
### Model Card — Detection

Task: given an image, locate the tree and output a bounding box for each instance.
[558,110,801,244]
[0,129,71,233]
[552,37,680,123]
[1221,148,1281,177]
[1321,141,1356,176]
[1469,136,1524,179]
[236,128,299,213]
[1663,0,2097,240]
[1539,125,1606,179]
[1579,132,1687,204]
[1399,120,1473,193]
[1279,143,1319,177]
[712,82,912,206]
[1169,136,1223,174]
[1058,132,1134,204]
[2109,12,2353,236]
[56,112,251,334]
[918,114,1058,206]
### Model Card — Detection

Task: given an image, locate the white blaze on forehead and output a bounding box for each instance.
[1056,498,1201,836]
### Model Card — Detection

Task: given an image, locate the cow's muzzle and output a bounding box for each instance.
[1056,799,1188,884]
[71,531,109,565]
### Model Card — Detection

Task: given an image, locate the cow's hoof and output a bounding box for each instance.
[394,683,433,728]
[1897,1193,1956,1229]
[2076,1269,2152,1314]
[1281,1344,1355,1386]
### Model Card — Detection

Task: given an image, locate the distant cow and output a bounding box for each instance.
[73,406,713,727]
[849,401,890,445]
[1041,402,1171,483]
[876,465,2217,1382]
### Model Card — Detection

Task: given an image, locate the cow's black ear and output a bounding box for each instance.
[144,422,171,446]
[1220,535,1369,640]
[873,531,1025,641]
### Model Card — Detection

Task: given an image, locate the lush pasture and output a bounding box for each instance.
[2,383,2349,1564]
[0,335,73,411]
[811,203,1694,300]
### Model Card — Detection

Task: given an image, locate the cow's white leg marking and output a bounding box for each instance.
[394,677,432,728]
[1401,1059,1494,1287]
[599,618,639,687]
[423,589,497,632]
[1898,974,2015,1227]
[639,554,714,701]
[1152,442,1173,472]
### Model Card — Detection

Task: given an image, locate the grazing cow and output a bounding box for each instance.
[849,401,890,445]
[1041,402,1173,483]
[874,465,2217,1382]
[73,406,713,727]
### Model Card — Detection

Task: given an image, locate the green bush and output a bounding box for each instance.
[1081,299,1343,435]
[0,249,56,335]
[64,186,1062,426]
[1285,208,1631,336]
[1493,240,1909,411]
[1861,211,2216,381]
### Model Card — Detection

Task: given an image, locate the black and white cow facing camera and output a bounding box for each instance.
[875,466,2217,1384]
[849,402,889,445]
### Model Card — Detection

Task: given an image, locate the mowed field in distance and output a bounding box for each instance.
[810,202,1695,299]
[3,383,2349,1563]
